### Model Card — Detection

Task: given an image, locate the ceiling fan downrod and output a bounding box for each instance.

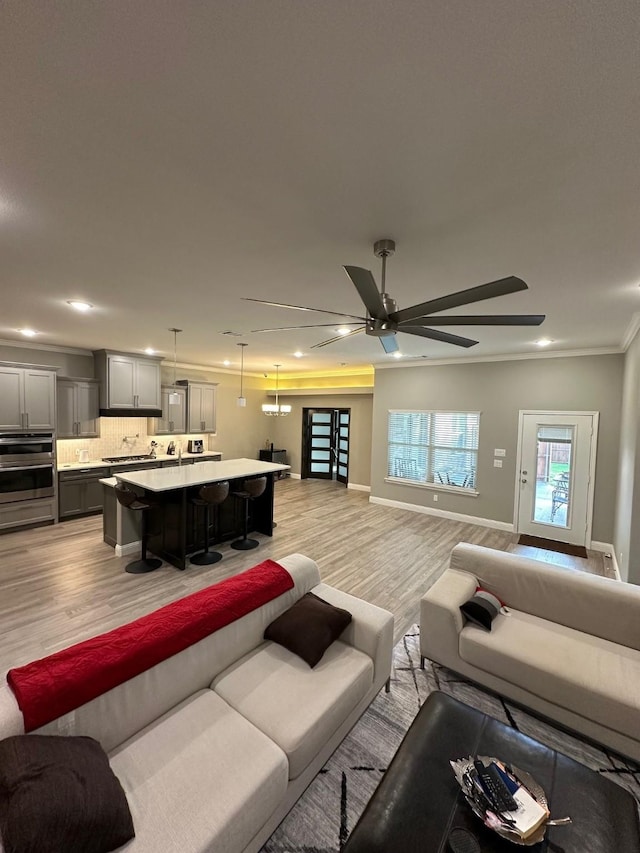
[373,237,397,306]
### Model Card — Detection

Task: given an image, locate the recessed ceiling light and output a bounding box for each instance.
[536,338,553,347]
[67,300,93,312]
[337,327,351,336]
[223,360,231,366]
[144,347,156,355]
[19,328,37,337]
[294,351,303,358]
[392,351,403,359]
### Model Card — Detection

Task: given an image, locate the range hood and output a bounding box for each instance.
[99,406,163,418]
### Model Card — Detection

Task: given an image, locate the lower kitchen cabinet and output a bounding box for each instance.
[59,467,110,518]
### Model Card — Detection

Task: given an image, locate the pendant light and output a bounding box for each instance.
[262,364,291,416]
[168,328,182,404]
[237,342,247,407]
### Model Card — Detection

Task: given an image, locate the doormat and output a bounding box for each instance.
[517,534,588,558]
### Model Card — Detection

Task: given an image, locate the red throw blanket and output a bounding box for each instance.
[8,559,294,732]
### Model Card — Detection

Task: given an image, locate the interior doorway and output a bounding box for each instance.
[514,411,599,547]
[301,408,350,485]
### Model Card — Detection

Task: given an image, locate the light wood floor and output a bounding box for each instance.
[0,478,607,674]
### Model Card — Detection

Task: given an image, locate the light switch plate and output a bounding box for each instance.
[494,448,506,457]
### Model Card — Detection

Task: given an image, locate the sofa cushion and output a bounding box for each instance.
[459,609,640,737]
[264,591,352,667]
[109,689,288,853]
[0,734,134,853]
[213,640,373,779]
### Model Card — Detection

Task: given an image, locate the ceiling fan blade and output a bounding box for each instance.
[401,313,545,327]
[343,266,388,320]
[242,297,366,322]
[390,276,528,324]
[310,327,366,349]
[251,323,361,332]
[380,335,399,354]
[401,326,478,348]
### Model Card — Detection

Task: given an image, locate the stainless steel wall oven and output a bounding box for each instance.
[0,434,55,504]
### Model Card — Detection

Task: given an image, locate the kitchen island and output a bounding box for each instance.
[101,458,290,570]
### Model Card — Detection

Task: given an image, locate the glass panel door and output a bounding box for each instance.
[336,410,350,485]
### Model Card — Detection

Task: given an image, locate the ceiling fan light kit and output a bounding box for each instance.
[244,237,545,355]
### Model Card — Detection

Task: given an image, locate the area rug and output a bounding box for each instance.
[261,626,640,852]
[517,534,589,558]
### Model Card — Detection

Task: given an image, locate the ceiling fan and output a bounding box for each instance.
[244,239,545,354]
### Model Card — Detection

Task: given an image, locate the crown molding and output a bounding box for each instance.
[0,337,93,356]
[621,313,640,351]
[375,346,623,369]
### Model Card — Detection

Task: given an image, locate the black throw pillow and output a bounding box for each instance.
[264,591,352,667]
[0,734,134,853]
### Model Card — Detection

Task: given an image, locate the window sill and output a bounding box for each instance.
[384,476,479,497]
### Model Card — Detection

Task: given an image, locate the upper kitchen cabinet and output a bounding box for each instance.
[93,351,162,416]
[148,385,187,435]
[57,378,100,438]
[176,380,217,433]
[0,364,56,431]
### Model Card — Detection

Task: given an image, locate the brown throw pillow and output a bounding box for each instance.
[0,734,134,853]
[264,591,352,667]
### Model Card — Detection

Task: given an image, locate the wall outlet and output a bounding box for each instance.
[493,459,503,468]
[433,494,439,502]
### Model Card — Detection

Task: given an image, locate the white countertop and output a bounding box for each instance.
[58,451,222,471]
[110,458,290,492]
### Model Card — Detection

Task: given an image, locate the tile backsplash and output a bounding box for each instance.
[56,417,212,464]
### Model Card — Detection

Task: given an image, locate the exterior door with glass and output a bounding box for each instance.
[302,408,350,484]
[515,412,598,546]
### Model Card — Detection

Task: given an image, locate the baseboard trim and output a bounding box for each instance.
[347,483,371,492]
[115,542,141,558]
[288,472,301,480]
[368,495,513,531]
[590,540,621,580]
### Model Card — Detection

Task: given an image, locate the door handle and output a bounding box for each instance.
[25,412,29,427]
[169,420,174,432]
[521,478,527,483]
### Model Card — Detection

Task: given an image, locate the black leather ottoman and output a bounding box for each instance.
[342,691,640,853]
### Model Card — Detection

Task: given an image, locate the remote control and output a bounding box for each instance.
[473,760,518,812]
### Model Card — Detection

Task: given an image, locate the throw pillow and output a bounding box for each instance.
[0,734,134,853]
[264,591,352,667]
[460,587,504,631]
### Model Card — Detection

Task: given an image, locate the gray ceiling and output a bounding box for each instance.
[2,1,639,373]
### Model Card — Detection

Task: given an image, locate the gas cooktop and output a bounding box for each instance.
[102,454,155,463]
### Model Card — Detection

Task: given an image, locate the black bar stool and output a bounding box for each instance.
[190,481,229,566]
[114,482,162,574]
[231,476,267,551]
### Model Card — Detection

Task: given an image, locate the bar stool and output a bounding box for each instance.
[114,482,162,574]
[231,476,267,551]
[190,481,229,566]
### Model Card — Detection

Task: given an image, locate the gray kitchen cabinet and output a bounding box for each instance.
[93,351,162,412]
[0,363,56,431]
[149,386,187,435]
[161,458,194,467]
[177,380,217,433]
[59,467,110,518]
[57,379,100,438]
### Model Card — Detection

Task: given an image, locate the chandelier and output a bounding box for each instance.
[262,364,291,416]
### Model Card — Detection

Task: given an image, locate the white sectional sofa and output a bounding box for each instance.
[0,554,394,853]
[420,542,640,761]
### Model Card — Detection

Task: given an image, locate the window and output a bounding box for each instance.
[387,410,480,491]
